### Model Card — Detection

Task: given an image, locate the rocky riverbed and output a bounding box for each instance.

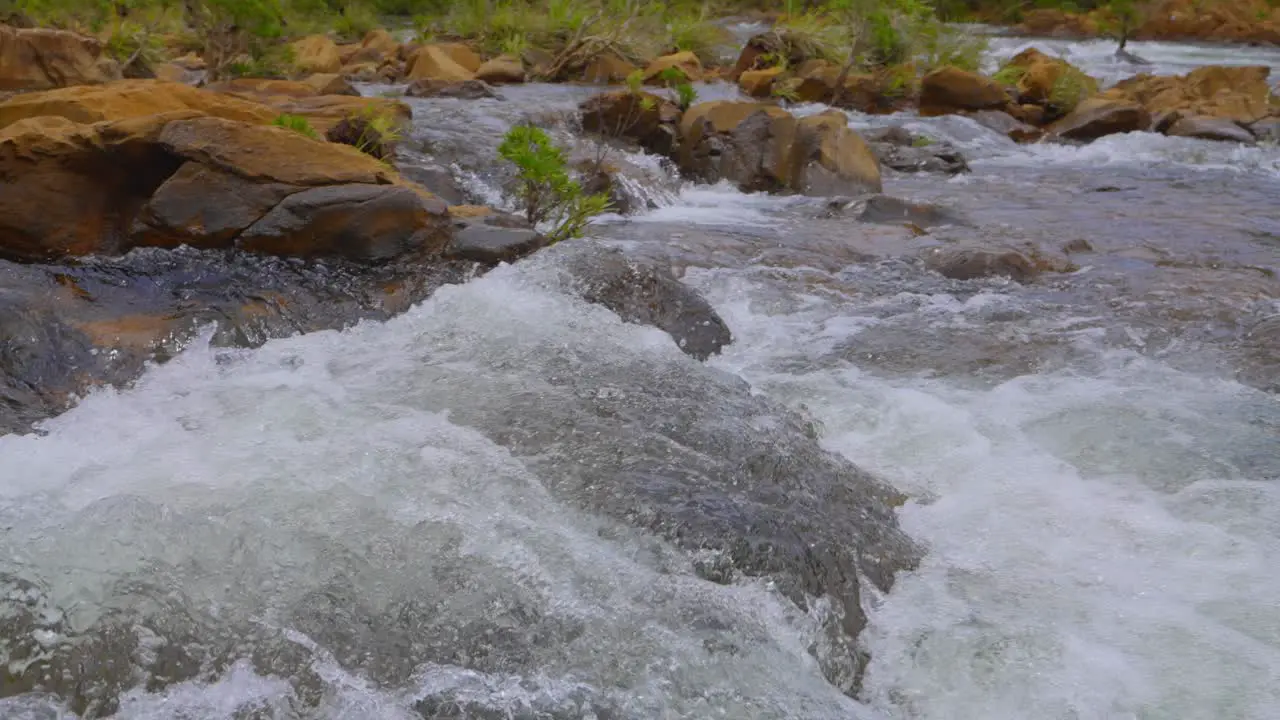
[1,14,1278,720]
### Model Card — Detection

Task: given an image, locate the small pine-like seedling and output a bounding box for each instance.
[498,124,612,244]
[272,113,319,139]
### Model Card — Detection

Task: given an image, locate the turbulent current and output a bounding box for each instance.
[2,32,1280,720]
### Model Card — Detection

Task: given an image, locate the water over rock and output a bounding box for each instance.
[1165,115,1257,143]
[862,126,970,174]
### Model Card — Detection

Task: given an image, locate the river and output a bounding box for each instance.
[1,30,1278,720]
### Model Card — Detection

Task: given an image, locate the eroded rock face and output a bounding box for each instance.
[0,23,116,91]
[678,101,882,196]
[0,110,449,263]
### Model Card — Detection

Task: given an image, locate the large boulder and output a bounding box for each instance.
[0,80,275,130]
[919,66,1010,116]
[1000,47,1097,114]
[678,101,882,196]
[0,111,451,263]
[0,23,116,91]
[1100,65,1275,125]
[406,44,476,82]
[291,35,343,75]
[579,90,682,155]
[475,55,525,84]
[1052,97,1151,140]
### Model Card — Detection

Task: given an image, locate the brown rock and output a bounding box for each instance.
[302,73,359,96]
[678,101,881,196]
[153,62,199,85]
[581,52,638,84]
[291,35,343,75]
[0,80,275,130]
[236,184,451,261]
[1165,115,1256,142]
[642,51,703,84]
[0,23,115,91]
[475,54,525,84]
[738,67,784,97]
[729,30,819,81]
[405,78,498,99]
[406,44,475,82]
[1017,8,1099,37]
[434,42,483,73]
[207,77,323,98]
[1003,48,1098,109]
[1052,97,1151,140]
[919,66,1009,116]
[0,113,184,260]
[967,109,1044,142]
[447,204,497,219]
[361,28,400,58]
[922,244,1039,282]
[579,90,682,155]
[1102,65,1274,124]
[129,162,299,250]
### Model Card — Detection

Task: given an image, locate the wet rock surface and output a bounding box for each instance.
[863,126,970,174]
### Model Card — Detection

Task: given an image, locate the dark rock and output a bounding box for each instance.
[558,244,732,361]
[922,243,1039,282]
[1052,98,1150,141]
[1165,115,1256,143]
[446,221,547,264]
[579,90,682,156]
[394,155,468,204]
[405,78,499,100]
[853,194,968,228]
[966,109,1044,143]
[129,162,298,250]
[325,113,399,159]
[862,127,969,174]
[236,185,452,262]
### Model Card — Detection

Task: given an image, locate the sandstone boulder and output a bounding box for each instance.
[0,80,275,130]
[1101,65,1275,125]
[579,90,682,155]
[291,35,343,75]
[0,112,446,263]
[1001,47,1098,111]
[0,23,115,91]
[1052,97,1150,140]
[679,101,881,196]
[475,55,525,84]
[1165,115,1256,143]
[361,28,400,58]
[433,42,483,73]
[642,51,703,84]
[738,67,784,97]
[407,45,476,82]
[919,66,1010,116]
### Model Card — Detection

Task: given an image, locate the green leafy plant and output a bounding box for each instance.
[325,104,404,161]
[992,63,1029,86]
[656,66,697,111]
[498,124,612,244]
[273,113,320,139]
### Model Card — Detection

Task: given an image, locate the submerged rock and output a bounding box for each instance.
[852,194,969,228]
[678,101,882,196]
[1165,115,1256,143]
[862,126,969,174]
[557,244,733,361]
[922,243,1039,282]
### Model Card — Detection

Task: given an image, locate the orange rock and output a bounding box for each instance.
[642,51,703,84]
[406,44,475,82]
[0,23,116,91]
[919,66,1009,116]
[291,35,343,74]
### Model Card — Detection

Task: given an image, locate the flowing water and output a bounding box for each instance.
[2,33,1280,720]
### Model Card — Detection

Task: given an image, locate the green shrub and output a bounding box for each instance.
[992,63,1029,85]
[498,124,612,244]
[273,113,319,138]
